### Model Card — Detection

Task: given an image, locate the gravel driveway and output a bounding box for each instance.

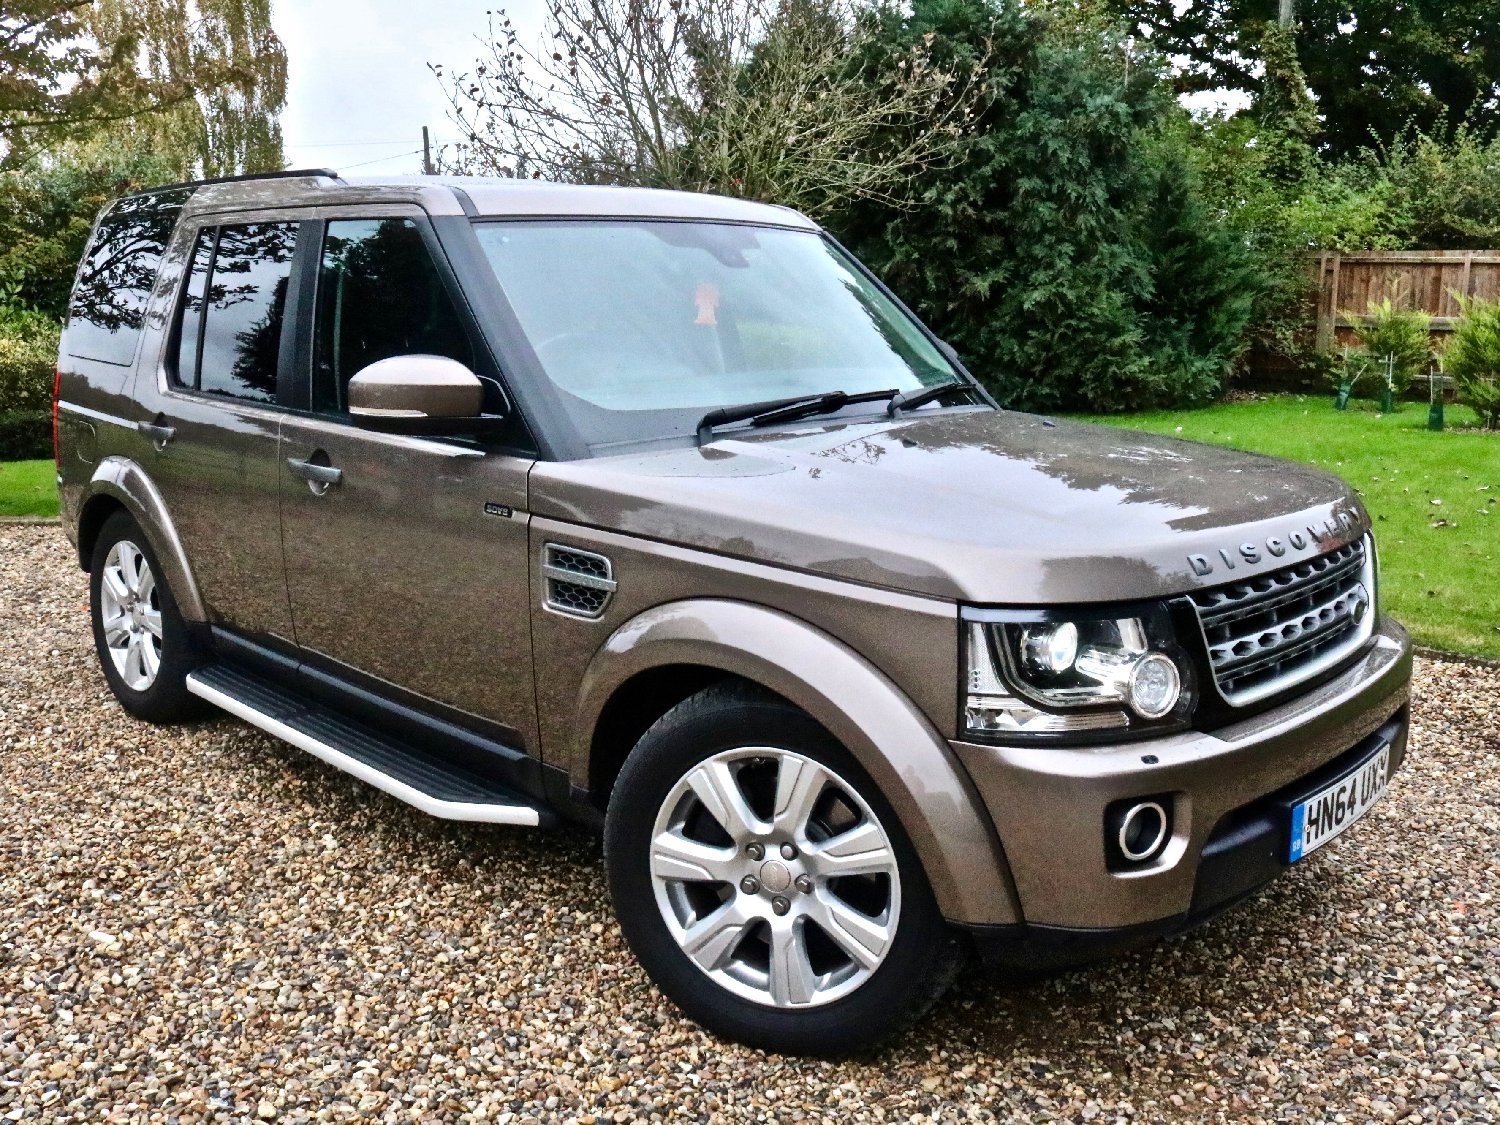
[1,524,1496,1123]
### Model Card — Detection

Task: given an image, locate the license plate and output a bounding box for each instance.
[1288,743,1391,862]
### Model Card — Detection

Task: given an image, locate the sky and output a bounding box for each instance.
[272,0,546,177]
[271,0,1250,177]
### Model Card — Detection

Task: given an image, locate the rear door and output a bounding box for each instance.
[276,212,539,752]
[132,217,304,639]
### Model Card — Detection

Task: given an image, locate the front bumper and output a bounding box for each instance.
[949,617,1412,938]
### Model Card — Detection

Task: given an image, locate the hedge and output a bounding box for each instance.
[0,410,51,461]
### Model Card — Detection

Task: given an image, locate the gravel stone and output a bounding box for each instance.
[1,524,1496,1122]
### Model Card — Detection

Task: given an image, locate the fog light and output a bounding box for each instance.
[1116,800,1169,862]
[1021,621,1078,674]
[1128,653,1181,719]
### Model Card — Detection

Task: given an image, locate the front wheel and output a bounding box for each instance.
[604,683,964,1055]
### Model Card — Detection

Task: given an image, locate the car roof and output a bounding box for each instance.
[174,172,819,230]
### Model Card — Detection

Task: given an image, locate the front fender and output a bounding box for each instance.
[575,599,1021,926]
[76,456,207,622]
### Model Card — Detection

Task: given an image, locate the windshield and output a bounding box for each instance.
[473,220,961,451]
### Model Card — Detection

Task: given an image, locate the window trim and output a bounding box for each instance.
[65,206,182,368]
[281,210,531,455]
[163,216,310,411]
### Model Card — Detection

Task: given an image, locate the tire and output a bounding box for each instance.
[88,511,207,723]
[604,682,964,1055]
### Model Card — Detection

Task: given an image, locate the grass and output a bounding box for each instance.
[1079,395,1499,660]
[0,458,58,518]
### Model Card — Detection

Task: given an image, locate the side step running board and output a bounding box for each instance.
[186,664,549,826]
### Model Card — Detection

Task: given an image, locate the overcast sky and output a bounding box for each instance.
[272,0,545,176]
[271,1,1250,177]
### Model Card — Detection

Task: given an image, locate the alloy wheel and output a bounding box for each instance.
[648,747,902,1009]
[99,540,163,692]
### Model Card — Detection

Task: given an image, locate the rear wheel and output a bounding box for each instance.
[89,511,206,722]
[604,683,963,1055]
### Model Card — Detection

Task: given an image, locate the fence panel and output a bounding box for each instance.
[1315,249,1500,351]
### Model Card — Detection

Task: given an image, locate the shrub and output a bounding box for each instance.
[1446,297,1500,430]
[1345,297,1431,399]
[0,307,60,416]
[0,411,51,461]
[834,0,1254,414]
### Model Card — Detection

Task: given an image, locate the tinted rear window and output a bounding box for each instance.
[195,222,298,403]
[65,190,189,366]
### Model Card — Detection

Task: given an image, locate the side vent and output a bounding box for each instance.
[541,543,617,619]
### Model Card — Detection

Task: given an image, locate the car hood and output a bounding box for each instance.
[528,409,1369,604]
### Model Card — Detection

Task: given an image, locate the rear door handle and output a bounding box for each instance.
[286,455,343,491]
[136,420,176,450]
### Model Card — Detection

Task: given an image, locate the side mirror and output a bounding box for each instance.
[346,355,505,435]
[348,355,484,419]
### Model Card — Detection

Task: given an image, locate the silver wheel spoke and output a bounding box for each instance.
[651,831,739,884]
[103,613,131,647]
[140,608,163,639]
[806,893,893,972]
[768,923,818,1007]
[119,544,142,593]
[123,633,147,687]
[135,565,155,604]
[140,635,161,679]
[102,568,131,605]
[806,820,896,880]
[679,900,754,972]
[772,756,829,836]
[685,760,766,843]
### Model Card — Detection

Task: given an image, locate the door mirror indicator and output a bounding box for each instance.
[346,355,505,435]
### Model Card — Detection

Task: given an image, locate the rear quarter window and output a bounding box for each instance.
[64,191,188,366]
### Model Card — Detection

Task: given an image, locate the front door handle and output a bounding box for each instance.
[136,419,176,451]
[286,455,343,494]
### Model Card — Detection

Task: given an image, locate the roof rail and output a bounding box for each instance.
[123,167,341,199]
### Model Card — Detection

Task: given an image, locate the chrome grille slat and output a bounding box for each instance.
[1190,538,1372,704]
[1194,546,1364,628]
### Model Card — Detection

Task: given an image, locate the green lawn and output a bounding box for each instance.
[0,459,58,518]
[1080,395,1499,660]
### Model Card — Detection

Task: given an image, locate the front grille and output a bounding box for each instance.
[1190,538,1372,705]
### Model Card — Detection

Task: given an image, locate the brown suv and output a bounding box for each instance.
[54,170,1412,1054]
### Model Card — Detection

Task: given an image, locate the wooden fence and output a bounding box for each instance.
[1314,249,1500,350]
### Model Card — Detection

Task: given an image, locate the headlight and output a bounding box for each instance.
[963,606,1194,741]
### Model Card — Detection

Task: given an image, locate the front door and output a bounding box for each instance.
[277,215,538,752]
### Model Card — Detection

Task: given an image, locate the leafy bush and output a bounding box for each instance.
[1446,297,1500,430]
[1344,297,1431,399]
[0,411,51,461]
[834,0,1254,414]
[0,307,59,415]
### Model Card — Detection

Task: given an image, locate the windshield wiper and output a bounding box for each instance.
[696,389,896,445]
[886,379,969,418]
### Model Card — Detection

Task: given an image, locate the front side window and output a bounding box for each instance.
[473,220,957,452]
[178,222,298,403]
[312,218,474,414]
[66,191,189,366]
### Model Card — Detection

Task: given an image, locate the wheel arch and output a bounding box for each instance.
[573,599,1021,926]
[75,457,207,622]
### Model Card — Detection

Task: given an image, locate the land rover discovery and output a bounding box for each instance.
[54,171,1412,1055]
